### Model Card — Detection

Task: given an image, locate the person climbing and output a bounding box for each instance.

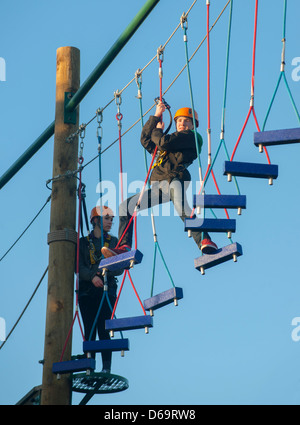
[78,205,123,374]
[101,101,218,258]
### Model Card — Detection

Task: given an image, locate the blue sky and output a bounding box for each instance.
[0,0,300,406]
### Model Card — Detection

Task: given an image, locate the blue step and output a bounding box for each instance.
[194,242,243,274]
[98,249,143,273]
[83,338,130,353]
[254,127,300,148]
[52,358,96,375]
[193,194,246,210]
[224,161,278,181]
[144,287,183,312]
[105,315,153,332]
[184,217,236,233]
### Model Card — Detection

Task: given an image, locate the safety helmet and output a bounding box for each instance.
[174,107,199,127]
[90,205,114,223]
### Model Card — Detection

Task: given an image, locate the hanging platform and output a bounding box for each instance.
[52,357,96,375]
[83,338,130,354]
[143,287,183,315]
[254,127,300,151]
[194,194,246,213]
[224,160,278,184]
[72,371,129,403]
[98,249,143,273]
[194,242,243,275]
[105,315,153,335]
[184,217,236,234]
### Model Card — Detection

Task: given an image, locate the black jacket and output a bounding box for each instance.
[140,115,202,183]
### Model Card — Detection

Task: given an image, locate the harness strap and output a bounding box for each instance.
[86,234,111,264]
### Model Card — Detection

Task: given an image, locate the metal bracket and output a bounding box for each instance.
[64,92,77,124]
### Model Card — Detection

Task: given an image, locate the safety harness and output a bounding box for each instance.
[86,233,111,265]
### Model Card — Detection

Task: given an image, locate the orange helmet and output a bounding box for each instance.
[90,205,114,223]
[174,107,199,127]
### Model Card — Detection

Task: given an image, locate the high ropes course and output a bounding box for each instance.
[1,0,299,405]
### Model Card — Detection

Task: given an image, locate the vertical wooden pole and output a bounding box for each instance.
[41,46,80,405]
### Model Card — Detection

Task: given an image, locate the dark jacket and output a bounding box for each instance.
[140,115,202,183]
[78,231,122,297]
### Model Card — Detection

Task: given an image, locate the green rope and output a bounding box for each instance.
[262,0,300,131]
[181,23,203,182]
[199,1,241,195]
[136,78,175,295]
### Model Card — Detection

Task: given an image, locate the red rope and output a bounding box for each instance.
[59,162,85,361]
[116,145,158,249]
[230,0,271,164]
[110,270,127,320]
[117,112,124,202]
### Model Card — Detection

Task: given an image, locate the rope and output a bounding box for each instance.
[0,195,51,263]
[136,58,175,294]
[230,0,271,164]
[261,0,300,131]
[181,13,203,183]
[0,266,48,351]
[110,270,146,320]
[67,0,230,165]
[59,155,86,362]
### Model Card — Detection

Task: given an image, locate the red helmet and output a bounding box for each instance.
[90,205,114,223]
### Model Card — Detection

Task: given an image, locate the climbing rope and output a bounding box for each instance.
[0,266,48,351]
[230,0,271,164]
[0,195,51,263]
[59,133,86,362]
[135,55,175,296]
[261,0,300,131]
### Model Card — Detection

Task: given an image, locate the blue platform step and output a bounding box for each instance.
[194,194,246,214]
[254,127,300,151]
[185,217,236,234]
[143,287,183,315]
[98,249,143,273]
[224,160,278,184]
[194,242,243,275]
[105,315,153,336]
[52,357,96,375]
[83,339,130,354]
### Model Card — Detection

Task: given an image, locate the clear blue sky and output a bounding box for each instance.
[1,0,300,406]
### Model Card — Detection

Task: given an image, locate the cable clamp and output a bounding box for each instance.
[180,12,188,29]
[156,45,164,62]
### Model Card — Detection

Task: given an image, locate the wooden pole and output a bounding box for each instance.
[41,46,80,405]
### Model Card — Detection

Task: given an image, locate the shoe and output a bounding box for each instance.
[101,244,131,258]
[201,239,218,254]
[101,368,111,374]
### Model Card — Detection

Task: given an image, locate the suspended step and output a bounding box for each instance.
[194,194,246,215]
[105,315,153,337]
[185,217,236,235]
[72,372,129,402]
[52,357,96,376]
[83,338,130,354]
[143,287,183,316]
[98,249,143,273]
[224,160,278,185]
[194,242,243,275]
[254,127,300,151]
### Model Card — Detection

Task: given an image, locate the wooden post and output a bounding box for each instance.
[41,46,80,405]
